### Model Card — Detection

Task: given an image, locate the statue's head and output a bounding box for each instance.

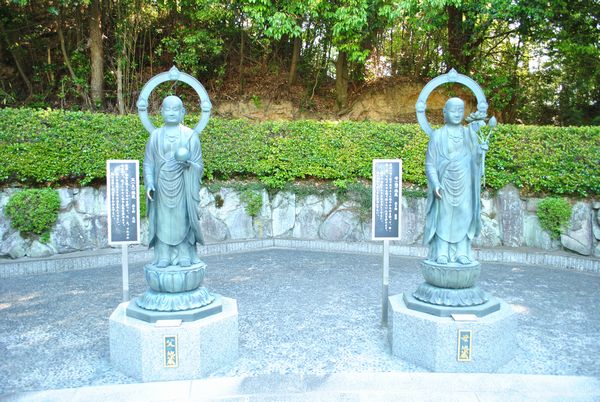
[161,95,185,125]
[443,97,465,125]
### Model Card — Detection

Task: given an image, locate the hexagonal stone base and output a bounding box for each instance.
[388,293,516,372]
[109,297,238,382]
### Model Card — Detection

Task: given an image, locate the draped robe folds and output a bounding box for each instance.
[144,125,204,249]
[423,124,482,254]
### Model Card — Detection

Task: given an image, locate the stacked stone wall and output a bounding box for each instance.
[0,185,598,259]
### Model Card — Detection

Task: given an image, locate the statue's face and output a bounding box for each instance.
[161,96,184,125]
[444,99,464,125]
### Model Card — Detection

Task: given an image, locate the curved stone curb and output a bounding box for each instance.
[0,239,598,278]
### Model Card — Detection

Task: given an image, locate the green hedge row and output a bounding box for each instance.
[0,108,598,197]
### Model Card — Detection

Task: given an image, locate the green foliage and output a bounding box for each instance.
[251,95,262,109]
[240,189,263,217]
[404,188,427,199]
[2,0,598,125]
[0,108,598,198]
[338,182,372,222]
[483,125,600,197]
[537,198,572,239]
[139,184,147,217]
[5,188,60,243]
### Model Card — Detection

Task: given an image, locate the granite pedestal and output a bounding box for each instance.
[388,293,516,372]
[109,297,238,382]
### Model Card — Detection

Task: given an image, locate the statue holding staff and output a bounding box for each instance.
[410,69,500,308]
[423,97,488,265]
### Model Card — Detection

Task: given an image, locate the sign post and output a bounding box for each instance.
[106,160,141,302]
[372,159,402,326]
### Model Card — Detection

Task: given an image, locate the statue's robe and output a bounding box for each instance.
[423,124,482,257]
[144,124,204,248]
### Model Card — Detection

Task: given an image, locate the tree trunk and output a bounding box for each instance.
[10,48,33,98]
[0,20,33,98]
[335,51,349,111]
[58,20,90,107]
[116,56,125,115]
[446,5,463,71]
[239,28,245,94]
[89,0,104,108]
[288,36,301,87]
[446,5,475,73]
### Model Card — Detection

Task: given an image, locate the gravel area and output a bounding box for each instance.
[1,248,599,395]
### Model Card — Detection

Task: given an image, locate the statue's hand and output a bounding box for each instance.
[178,160,190,169]
[146,186,155,201]
[480,142,489,152]
[434,187,442,199]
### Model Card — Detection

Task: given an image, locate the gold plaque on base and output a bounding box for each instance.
[457,329,472,362]
[164,335,178,368]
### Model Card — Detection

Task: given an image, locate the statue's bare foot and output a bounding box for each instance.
[179,258,191,267]
[457,255,471,265]
[436,255,449,264]
[156,259,170,268]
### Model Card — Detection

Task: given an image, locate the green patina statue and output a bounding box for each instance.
[423,97,488,265]
[144,95,204,267]
[408,70,500,312]
[127,68,217,318]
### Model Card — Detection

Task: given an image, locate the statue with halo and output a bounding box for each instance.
[127,66,220,319]
[410,69,499,312]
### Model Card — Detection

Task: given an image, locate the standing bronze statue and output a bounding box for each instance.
[144,95,204,268]
[408,69,500,313]
[423,97,487,265]
[127,67,219,319]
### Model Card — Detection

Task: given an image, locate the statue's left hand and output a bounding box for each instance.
[480,142,489,152]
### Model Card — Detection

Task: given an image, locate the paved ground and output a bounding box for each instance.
[1,248,600,400]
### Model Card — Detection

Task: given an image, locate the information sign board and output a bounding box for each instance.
[371,159,402,240]
[106,160,140,245]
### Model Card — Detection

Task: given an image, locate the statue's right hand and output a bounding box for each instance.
[146,186,155,201]
[435,187,442,199]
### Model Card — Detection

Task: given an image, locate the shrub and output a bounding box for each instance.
[5,188,60,242]
[139,184,147,217]
[537,197,572,239]
[240,189,263,217]
[0,108,598,197]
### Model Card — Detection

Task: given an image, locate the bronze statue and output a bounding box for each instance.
[409,69,499,310]
[129,67,216,316]
[144,95,204,267]
[423,97,488,265]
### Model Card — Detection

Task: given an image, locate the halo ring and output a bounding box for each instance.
[415,69,487,136]
[136,66,212,135]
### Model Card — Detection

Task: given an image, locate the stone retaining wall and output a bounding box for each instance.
[0,185,598,260]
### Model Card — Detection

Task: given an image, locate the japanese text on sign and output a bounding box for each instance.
[107,160,140,245]
[372,159,402,240]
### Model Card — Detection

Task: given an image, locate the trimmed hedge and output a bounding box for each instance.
[0,108,598,197]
